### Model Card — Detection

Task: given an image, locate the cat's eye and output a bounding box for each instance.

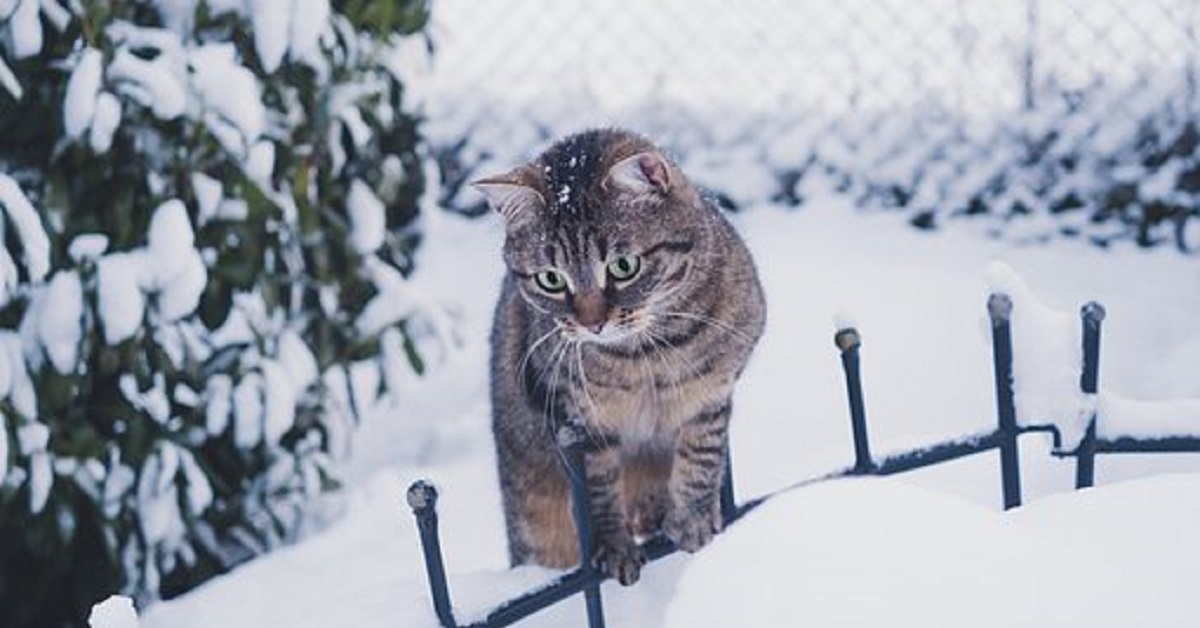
[607,255,641,282]
[534,269,569,293]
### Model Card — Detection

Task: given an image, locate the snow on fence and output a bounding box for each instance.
[406,291,1200,628]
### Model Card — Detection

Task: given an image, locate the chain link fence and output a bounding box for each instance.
[422,0,1200,250]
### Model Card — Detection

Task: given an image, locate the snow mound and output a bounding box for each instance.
[665,474,1200,628]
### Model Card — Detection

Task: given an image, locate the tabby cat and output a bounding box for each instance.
[476,129,765,586]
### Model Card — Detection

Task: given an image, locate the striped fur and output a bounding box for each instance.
[478,129,765,586]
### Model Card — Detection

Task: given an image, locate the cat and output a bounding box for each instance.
[475,128,765,586]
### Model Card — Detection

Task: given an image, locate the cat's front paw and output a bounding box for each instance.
[592,532,645,586]
[629,490,669,538]
[663,499,722,553]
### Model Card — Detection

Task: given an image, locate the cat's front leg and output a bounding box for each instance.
[664,399,730,552]
[584,445,645,585]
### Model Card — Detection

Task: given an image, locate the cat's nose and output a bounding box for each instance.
[574,292,607,334]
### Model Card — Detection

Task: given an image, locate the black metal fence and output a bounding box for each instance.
[406,292,1200,627]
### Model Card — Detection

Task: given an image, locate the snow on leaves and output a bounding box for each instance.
[1,1,434,620]
[0,174,51,294]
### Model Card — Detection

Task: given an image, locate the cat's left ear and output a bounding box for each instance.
[604,151,672,196]
[472,171,545,222]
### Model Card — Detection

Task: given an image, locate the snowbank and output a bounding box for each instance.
[665,474,1200,627]
[141,205,1200,628]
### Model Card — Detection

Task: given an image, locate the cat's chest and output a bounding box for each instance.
[586,380,671,443]
[574,358,727,444]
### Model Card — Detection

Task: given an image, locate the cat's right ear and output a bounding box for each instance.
[604,151,672,197]
[472,173,544,223]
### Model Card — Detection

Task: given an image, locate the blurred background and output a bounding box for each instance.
[422,0,1199,248]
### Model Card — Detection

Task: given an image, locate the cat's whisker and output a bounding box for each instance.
[571,341,614,449]
[571,340,598,414]
[636,346,662,417]
[518,326,566,385]
[639,327,700,397]
[539,338,572,435]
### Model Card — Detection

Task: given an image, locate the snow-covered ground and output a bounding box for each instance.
[137,193,1200,627]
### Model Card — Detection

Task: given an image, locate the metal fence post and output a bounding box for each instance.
[1075,301,1106,488]
[557,424,607,628]
[407,481,457,628]
[988,294,1023,509]
[836,327,874,474]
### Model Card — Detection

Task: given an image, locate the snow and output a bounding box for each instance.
[63,48,104,140]
[249,0,290,73]
[108,47,188,121]
[103,459,136,518]
[8,0,43,59]
[188,44,266,154]
[145,200,194,287]
[89,200,206,340]
[121,373,171,424]
[664,475,1200,628]
[288,0,331,65]
[28,450,52,513]
[153,0,197,34]
[38,0,70,31]
[0,53,22,99]
[347,180,387,254]
[0,331,36,418]
[356,258,416,336]
[69,234,111,262]
[178,448,213,515]
[190,173,223,225]
[90,595,140,628]
[0,339,9,402]
[97,253,147,344]
[0,246,18,308]
[986,260,1091,447]
[38,270,83,374]
[142,200,1200,628]
[1098,393,1200,442]
[233,373,265,449]
[16,420,48,454]
[277,330,319,391]
[138,444,186,558]
[155,251,206,322]
[245,140,275,184]
[0,173,52,284]
[261,359,296,446]
[90,92,123,154]
[204,375,233,437]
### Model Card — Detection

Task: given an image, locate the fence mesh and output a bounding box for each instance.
[423,0,1200,249]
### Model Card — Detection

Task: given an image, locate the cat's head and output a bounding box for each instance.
[474,129,705,346]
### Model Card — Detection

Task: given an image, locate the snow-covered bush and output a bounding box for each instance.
[794,74,1200,251]
[431,75,1198,253]
[0,1,433,625]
